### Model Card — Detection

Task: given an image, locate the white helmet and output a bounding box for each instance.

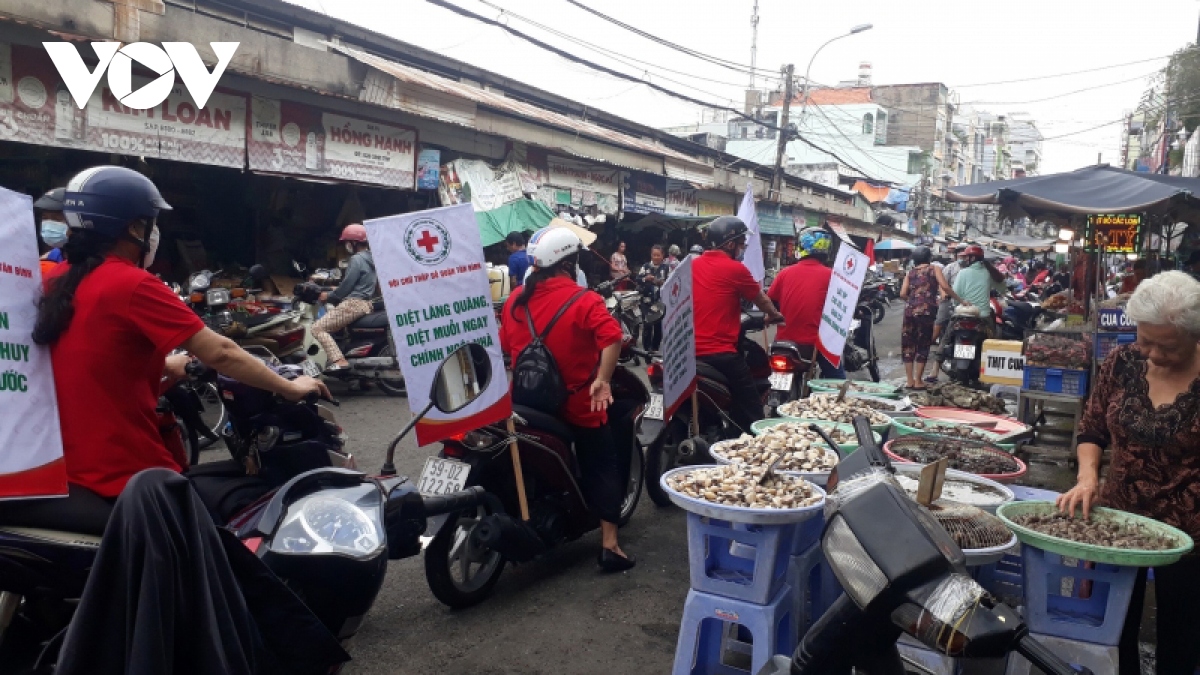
[527,227,584,268]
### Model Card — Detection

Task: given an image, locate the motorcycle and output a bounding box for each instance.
[999,299,1048,341]
[417,352,649,608]
[843,301,881,382]
[761,417,1089,675]
[643,310,772,507]
[863,277,889,324]
[938,306,986,386]
[160,356,222,464]
[0,345,496,673]
[292,282,406,396]
[765,340,818,416]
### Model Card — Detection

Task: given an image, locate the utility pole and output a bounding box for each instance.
[749,0,759,89]
[771,63,795,199]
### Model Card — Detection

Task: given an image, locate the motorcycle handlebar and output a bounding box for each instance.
[422,486,488,517]
[304,391,340,407]
[1017,634,1091,675]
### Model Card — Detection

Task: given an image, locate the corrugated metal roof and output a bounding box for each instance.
[331,43,710,171]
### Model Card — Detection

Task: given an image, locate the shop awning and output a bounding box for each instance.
[476,199,556,247]
[620,212,715,232]
[852,181,892,204]
[977,234,1057,253]
[946,165,1200,223]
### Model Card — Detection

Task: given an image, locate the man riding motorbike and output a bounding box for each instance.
[313,223,378,374]
[767,227,843,378]
[692,216,785,432]
[499,227,636,572]
[0,165,340,674]
[952,244,1007,337]
[637,244,671,353]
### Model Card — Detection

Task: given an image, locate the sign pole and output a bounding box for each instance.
[505,417,531,521]
[691,391,701,438]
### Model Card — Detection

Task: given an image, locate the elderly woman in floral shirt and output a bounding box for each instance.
[1059,271,1200,675]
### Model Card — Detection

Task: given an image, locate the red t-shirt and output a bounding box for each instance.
[768,258,831,346]
[692,251,763,357]
[500,276,623,428]
[46,257,205,497]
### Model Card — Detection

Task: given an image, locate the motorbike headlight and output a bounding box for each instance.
[823,514,889,609]
[206,288,231,306]
[273,494,383,557]
[189,272,212,291]
[605,296,618,311]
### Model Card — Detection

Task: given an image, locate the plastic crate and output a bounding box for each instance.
[972,548,1024,609]
[1022,367,1088,397]
[1095,332,1136,362]
[1021,546,1138,646]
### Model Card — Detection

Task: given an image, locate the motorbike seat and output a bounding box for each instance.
[349,311,389,329]
[242,313,278,329]
[512,405,574,444]
[695,362,729,386]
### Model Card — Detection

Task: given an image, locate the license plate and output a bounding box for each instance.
[954,344,977,359]
[769,372,794,391]
[645,393,664,420]
[418,457,471,496]
[301,359,322,378]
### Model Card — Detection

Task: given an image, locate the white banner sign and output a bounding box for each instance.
[0,187,66,499]
[661,257,696,419]
[818,244,869,368]
[365,204,510,445]
[323,112,417,188]
[546,155,619,195]
[981,348,1025,382]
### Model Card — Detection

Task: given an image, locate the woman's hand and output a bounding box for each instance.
[589,378,613,412]
[283,375,332,402]
[1056,476,1100,519]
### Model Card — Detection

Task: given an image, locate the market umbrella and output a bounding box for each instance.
[946,165,1200,223]
[548,217,597,246]
[875,239,915,251]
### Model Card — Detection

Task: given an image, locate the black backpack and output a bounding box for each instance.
[510,290,588,414]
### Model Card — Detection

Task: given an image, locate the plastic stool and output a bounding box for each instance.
[1010,485,1061,502]
[972,547,1024,609]
[790,512,825,556]
[1004,632,1119,675]
[1022,547,1137,646]
[687,513,795,604]
[673,584,795,675]
[787,542,843,639]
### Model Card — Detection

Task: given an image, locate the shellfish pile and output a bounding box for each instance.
[666,465,821,509]
[778,394,892,426]
[714,425,839,473]
[901,420,997,442]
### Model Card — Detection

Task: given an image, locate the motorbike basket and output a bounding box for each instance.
[883,433,1026,483]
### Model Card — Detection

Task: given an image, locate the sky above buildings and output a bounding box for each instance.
[288,0,1200,179]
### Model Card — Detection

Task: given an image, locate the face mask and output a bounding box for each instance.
[142,225,160,268]
[41,220,69,248]
[345,242,356,254]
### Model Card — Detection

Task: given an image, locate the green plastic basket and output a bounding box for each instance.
[996,501,1194,567]
[750,418,880,453]
[890,417,1015,451]
[807,379,902,399]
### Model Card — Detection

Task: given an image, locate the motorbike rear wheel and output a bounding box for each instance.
[374,344,407,397]
[872,303,885,325]
[424,504,506,609]
[618,442,645,526]
[644,418,688,507]
[192,382,226,450]
[867,336,881,383]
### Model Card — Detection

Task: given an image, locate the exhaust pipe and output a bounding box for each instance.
[471,513,546,563]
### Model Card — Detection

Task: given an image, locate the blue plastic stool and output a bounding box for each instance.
[672,583,795,675]
[687,513,795,604]
[1010,485,1061,502]
[972,547,1024,609]
[787,542,844,639]
[1021,547,1138,646]
[790,513,825,556]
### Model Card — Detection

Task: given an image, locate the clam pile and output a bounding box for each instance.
[715,425,839,473]
[666,465,822,509]
[778,395,892,426]
[903,420,996,442]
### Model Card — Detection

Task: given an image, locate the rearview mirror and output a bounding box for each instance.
[431,343,492,414]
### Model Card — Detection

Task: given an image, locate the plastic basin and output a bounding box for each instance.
[709,438,840,488]
[914,407,1030,436]
[996,501,1195,567]
[659,465,826,525]
[807,379,901,399]
[883,437,1027,483]
[749,418,881,452]
[890,463,1015,514]
[890,417,1015,451]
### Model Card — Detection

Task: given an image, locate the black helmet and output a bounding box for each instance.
[34,187,66,212]
[707,216,749,248]
[912,246,932,264]
[62,166,171,239]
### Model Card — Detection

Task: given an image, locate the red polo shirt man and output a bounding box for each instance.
[766,227,843,377]
[690,217,783,432]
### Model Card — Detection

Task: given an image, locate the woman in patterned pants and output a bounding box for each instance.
[314,224,378,372]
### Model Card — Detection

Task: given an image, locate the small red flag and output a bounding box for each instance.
[864,238,875,266]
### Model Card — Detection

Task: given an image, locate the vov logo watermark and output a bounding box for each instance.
[43,42,239,110]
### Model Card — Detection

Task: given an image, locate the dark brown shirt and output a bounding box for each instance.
[1078,345,1200,539]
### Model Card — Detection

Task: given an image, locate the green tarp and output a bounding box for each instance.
[476,199,557,247]
[756,207,795,237]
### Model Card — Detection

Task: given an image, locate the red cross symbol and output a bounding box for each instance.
[670,281,680,299]
[416,230,441,253]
